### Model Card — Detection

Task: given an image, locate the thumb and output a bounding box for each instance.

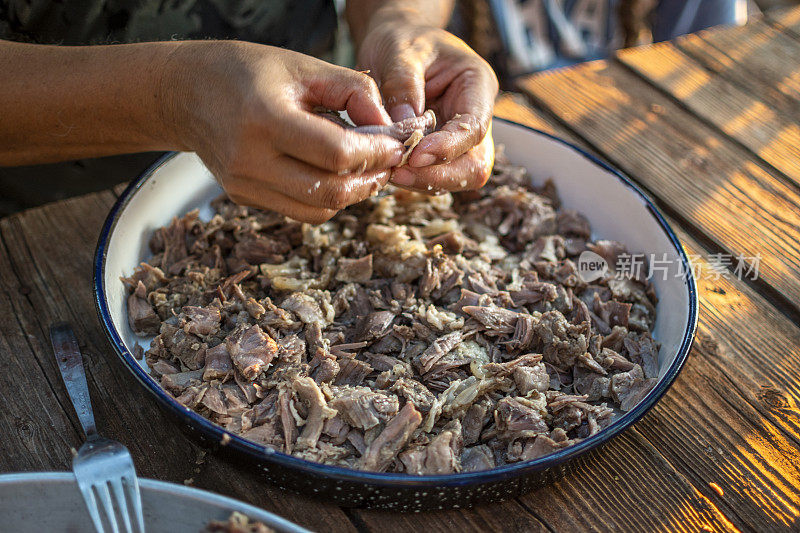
[304,64,392,125]
[378,56,426,122]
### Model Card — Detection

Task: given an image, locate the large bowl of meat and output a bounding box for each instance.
[94,117,697,510]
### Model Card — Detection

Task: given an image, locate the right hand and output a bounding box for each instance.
[162,41,405,224]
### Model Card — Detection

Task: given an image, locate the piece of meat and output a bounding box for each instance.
[390,378,437,412]
[322,415,350,445]
[505,314,537,353]
[226,324,278,380]
[201,385,227,415]
[160,324,207,371]
[183,305,221,337]
[127,281,160,336]
[594,294,631,328]
[203,343,234,381]
[461,401,489,445]
[623,334,659,379]
[159,216,188,273]
[509,280,558,306]
[233,236,289,265]
[280,293,327,325]
[599,347,636,372]
[495,397,549,439]
[534,311,589,368]
[461,305,519,335]
[161,369,204,395]
[519,434,571,461]
[611,364,657,411]
[278,387,298,453]
[329,387,399,430]
[357,402,423,472]
[293,377,336,450]
[513,363,550,395]
[400,421,463,475]
[557,210,592,239]
[334,358,373,386]
[460,444,495,472]
[418,331,463,373]
[353,109,436,140]
[121,262,166,293]
[354,311,396,342]
[336,255,373,283]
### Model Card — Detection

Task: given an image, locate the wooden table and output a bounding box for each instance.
[2,8,800,532]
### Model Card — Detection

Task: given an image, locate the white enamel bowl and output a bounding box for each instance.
[94,118,698,510]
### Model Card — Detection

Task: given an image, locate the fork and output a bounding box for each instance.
[50,322,146,533]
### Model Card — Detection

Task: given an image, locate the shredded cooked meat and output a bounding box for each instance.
[126,147,660,474]
[203,511,275,533]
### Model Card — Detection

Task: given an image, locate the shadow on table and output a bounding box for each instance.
[0,152,164,217]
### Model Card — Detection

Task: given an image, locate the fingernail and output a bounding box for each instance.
[389,103,416,122]
[389,147,404,167]
[391,169,416,187]
[410,152,437,168]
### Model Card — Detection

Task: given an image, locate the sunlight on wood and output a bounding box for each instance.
[493,93,557,135]
[701,26,772,63]
[521,62,629,123]
[675,489,741,532]
[769,6,800,33]
[619,44,710,99]
[678,33,735,70]
[733,432,800,527]
[760,124,800,173]
[722,101,773,136]
[777,70,800,98]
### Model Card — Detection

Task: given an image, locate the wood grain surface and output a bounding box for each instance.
[2,13,800,533]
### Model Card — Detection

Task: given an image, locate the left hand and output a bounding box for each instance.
[358,24,498,193]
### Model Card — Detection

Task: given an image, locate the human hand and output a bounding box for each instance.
[165,41,405,223]
[357,23,498,193]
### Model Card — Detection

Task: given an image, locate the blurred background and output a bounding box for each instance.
[0,0,796,217]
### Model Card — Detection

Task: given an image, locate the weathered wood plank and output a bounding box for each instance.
[113,181,130,197]
[765,5,800,38]
[684,20,800,110]
[0,191,353,533]
[518,60,800,313]
[494,92,563,136]
[675,31,800,128]
[617,41,800,188]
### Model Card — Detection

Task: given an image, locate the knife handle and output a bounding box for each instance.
[50,322,98,438]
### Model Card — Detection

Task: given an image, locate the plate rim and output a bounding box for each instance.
[93,117,698,487]
[0,472,310,533]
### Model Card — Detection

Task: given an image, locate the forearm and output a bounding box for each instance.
[0,39,186,166]
[345,0,455,49]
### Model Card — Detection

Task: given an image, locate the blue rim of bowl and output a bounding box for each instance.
[94,117,698,488]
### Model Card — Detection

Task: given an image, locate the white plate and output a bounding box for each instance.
[0,472,308,533]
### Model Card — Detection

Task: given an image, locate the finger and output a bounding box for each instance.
[408,113,482,168]
[231,155,392,210]
[272,109,404,173]
[409,66,497,167]
[303,64,392,126]
[226,186,338,225]
[391,130,494,192]
[375,54,428,122]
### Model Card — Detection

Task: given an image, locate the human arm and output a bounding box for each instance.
[0,39,404,223]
